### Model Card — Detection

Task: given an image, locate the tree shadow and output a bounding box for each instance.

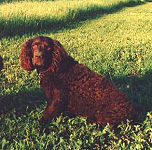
[0,0,144,38]
[0,87,46,116]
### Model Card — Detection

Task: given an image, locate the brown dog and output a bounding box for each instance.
[20,36,135,126]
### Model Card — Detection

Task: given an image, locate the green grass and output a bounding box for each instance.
[0,0,152,149]
[0,0,144,37]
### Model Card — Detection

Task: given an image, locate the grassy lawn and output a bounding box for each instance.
[0,0,152,149]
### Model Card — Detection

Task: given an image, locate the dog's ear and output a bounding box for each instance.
[0,55,3,71]
[20,39,34,71]
[51,40,69,73]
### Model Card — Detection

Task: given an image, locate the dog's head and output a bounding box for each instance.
[20,36,68,73]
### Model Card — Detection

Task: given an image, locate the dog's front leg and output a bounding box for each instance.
[41,88,66,123]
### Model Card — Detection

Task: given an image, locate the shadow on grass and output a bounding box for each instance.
[0,69,152,123]
[0,88,46,115]
[0,0,144,38]
[108,69,152,122]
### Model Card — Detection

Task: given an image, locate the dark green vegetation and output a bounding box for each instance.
[0,0,152,149]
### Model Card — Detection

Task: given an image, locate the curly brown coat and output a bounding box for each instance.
[20,36,135,126]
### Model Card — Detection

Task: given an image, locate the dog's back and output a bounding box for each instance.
[57,62,135,126]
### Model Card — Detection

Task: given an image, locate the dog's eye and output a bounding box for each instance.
[32,45,38,49]
[47,47,51,51]
[44,45,51,51]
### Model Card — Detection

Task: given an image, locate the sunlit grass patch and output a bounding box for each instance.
[1,111,152,149]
